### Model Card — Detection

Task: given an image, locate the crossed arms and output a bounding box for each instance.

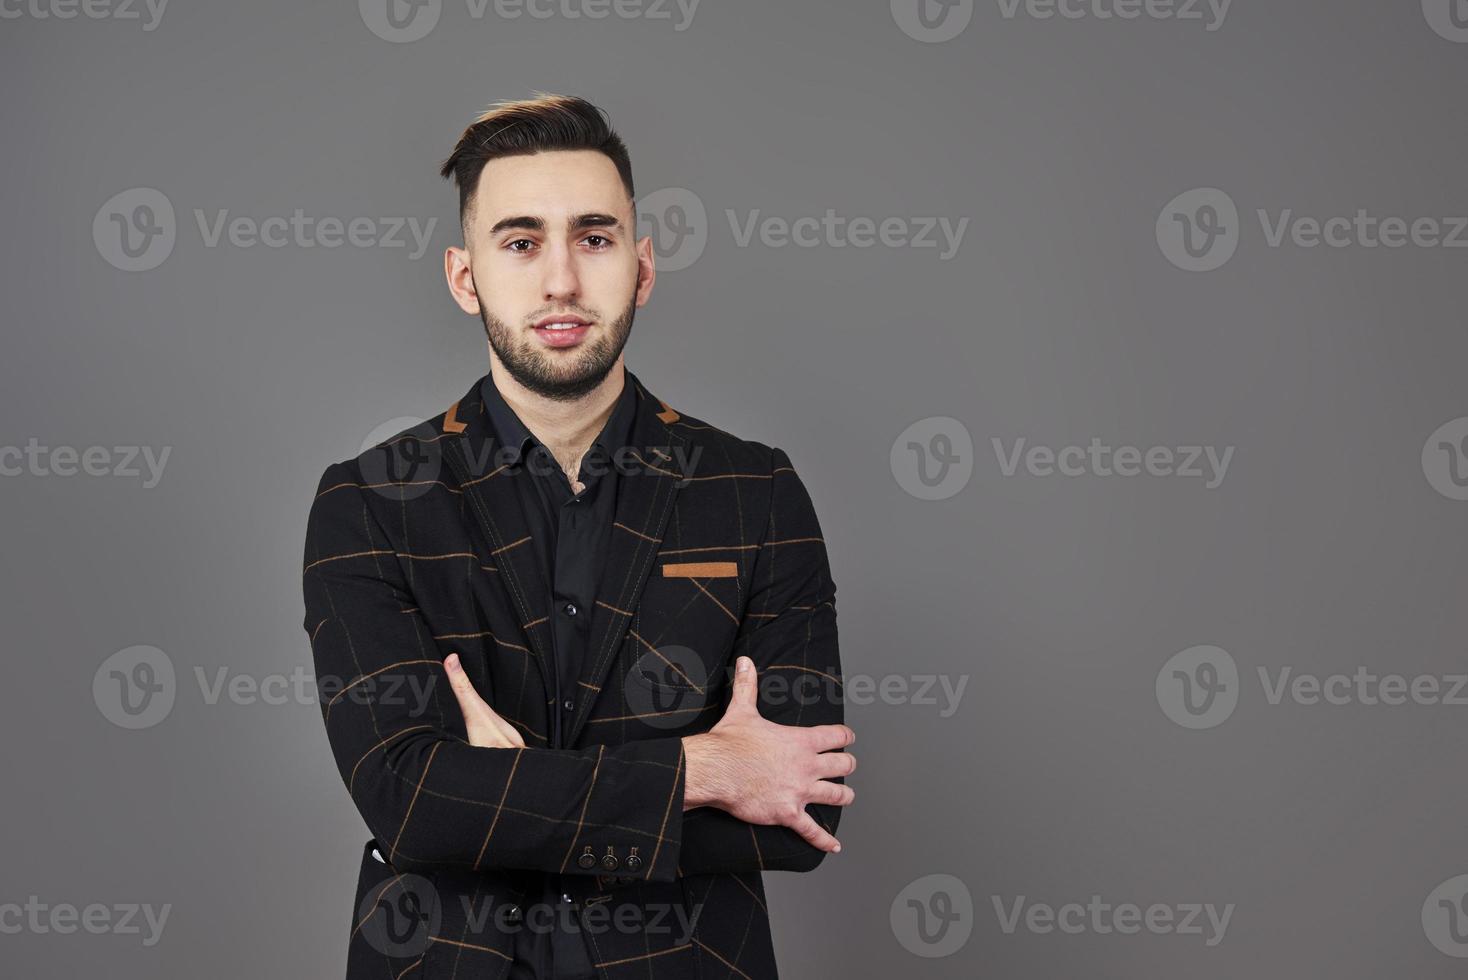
[302,446,855,882]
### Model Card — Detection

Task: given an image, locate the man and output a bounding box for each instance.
[301,93,854,980]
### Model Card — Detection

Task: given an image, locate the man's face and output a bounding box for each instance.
[444,149,655,401]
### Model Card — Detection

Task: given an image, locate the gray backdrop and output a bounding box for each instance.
[4,0,1468,976]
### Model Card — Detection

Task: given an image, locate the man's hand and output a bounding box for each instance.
[444,653,526,748]
[682,656,856,854]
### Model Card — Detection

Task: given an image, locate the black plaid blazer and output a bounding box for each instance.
[301,367,844,979]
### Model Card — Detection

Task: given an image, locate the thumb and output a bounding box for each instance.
[725,656,759,714]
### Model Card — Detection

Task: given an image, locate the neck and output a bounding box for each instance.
[487,351,626,472]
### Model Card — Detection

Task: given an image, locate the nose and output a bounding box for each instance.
[540,239,581,303]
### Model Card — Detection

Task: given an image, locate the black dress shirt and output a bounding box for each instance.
[478,366,637,980]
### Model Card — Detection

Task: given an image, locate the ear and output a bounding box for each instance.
[444,244,480,316]
[634,232,656,308]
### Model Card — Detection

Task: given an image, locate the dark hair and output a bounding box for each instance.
[439,92,635,233]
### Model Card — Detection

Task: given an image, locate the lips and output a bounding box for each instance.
[532,320,591,348]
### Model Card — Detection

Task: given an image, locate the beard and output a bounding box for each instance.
[477,286,637,402]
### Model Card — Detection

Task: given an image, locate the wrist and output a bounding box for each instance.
[680,733,726,811]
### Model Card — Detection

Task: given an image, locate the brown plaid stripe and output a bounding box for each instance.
[304,369,843,979]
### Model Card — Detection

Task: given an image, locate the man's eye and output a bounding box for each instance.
[506,239,535,252]
[584,235,611,249]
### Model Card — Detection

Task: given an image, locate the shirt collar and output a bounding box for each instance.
[480,366,637,469]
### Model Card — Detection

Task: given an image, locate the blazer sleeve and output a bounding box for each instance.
[675,446,846,876]
[303,461,687,881]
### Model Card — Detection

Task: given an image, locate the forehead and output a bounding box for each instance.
[471,149,630,226]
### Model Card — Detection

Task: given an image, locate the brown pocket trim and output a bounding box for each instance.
[661,561,738,578]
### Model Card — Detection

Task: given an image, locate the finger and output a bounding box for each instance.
[806,723,856,752]
[808,779,856,807]
[444,653,490,714]
[813,751,856,779]
[725,656,759,714]
[489,711,526,747]
[786,810,840,853]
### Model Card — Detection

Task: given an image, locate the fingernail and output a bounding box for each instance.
[738,657,751,672]
[445,654,459,670]
[832,843,841,853]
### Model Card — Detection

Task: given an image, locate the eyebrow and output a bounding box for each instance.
[487,212,625,237]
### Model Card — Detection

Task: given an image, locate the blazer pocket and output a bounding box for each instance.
[660,561,738,578]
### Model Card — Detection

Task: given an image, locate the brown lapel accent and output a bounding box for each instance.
[442,400,467,434]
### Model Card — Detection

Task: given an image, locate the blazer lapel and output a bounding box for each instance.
[565,371,690,747]
[438,375,555,698]
[436,368,690,748]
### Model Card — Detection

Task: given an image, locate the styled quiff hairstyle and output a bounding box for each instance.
[439,93,636,235]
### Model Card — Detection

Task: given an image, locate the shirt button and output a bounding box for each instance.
[561,892,573,904]
[562,698,575,712]
[564,602,578,617]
